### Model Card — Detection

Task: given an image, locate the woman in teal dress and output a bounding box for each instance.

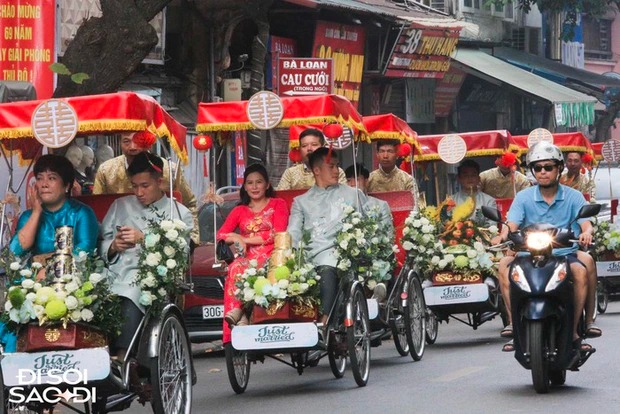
[1,154,99,352]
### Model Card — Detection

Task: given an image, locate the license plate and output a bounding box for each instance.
[202,305,224,319]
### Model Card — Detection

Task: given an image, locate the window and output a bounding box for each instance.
[582,16,612,60]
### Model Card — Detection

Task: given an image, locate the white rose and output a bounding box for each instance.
[89,273,104,285]
[145,252,161,267]
[142,276,157,288]
[70,310,82,322]
[173,219,187,230]
[33,283,42,291]
[65,282,79,294]
[80,308,94,322]
[466,249,477,259]
[420,217,430,226]
[21,279,35,289]
[351,217,360,225]
[412,219,421,228]
[247,268,257,276]
[65,296,79,310]
[243,289,255,302]
[19,269,32,278]
[139,292,153,307]
[4,301,13,311]
[26,292,36,301]
[165,229,179,241]
[249,259,258,267]
[177,238,188,249]
[339,240,349,250]
[342,223,353,232]
[158,287,167,297]
[9,262,20,271]
[402,241,414,251]
[160,220,175,231]
[163,246,176,257]
[438,259,447,269]
[277,279,289,289]
[431,256,441,265]
[166,259,177,269]
[367,279,377,290]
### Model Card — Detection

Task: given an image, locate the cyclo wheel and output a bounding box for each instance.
[529,320,550,394]
[347,285,371,387]
[328,349,346,379]
[225,343,250,394]
[389,269,410,356]
[597,281,608,314]
[404,272,426,361]
[150,312,193,414]
[425,309,439,345]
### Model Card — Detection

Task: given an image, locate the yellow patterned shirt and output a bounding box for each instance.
[93,155,199,243]
[367,167,415,193]
[276,163,346,190]
[479,167,530,199]
[560,172,594,195]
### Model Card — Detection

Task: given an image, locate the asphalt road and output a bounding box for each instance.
[126,302,620,414]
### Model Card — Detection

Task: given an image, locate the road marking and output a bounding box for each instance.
[432,366,486,382]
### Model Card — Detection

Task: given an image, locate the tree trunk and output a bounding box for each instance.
[53,0,172,97]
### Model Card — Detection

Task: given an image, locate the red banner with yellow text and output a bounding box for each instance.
[312,21,365,108]
[384,23,461,79]
[0,0,55,98]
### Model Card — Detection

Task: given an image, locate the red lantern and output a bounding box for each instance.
[133,130,157,148]
[288,148,302,163]
[193,135,213,151]
[323,123,344,140]
[397,143,412,158]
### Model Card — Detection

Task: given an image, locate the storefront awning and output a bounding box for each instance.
[493,47,620,101]
[281,0,478,35]
[452,49,597,128]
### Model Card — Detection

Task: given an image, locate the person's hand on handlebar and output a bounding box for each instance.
[578,231,593,248]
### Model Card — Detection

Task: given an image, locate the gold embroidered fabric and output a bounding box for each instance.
[479,167,530,199]
[93,155,199,243]
[560,172,593,194]
[276,163,346,190]
[367,167,415,193]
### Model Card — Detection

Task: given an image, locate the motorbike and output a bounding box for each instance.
[481,203,600,394]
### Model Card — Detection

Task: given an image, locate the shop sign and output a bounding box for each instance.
[0,0,56,98]
[434,67,466,117]
[384,23,461,79]
[312,20,365,107]
[268,36,297,90]
[277,58,333,97]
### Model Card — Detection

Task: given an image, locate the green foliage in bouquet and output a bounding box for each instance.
[334,204,398,289]
[234,231,321,308]
[0,249,122,337]
[134,213,191,310]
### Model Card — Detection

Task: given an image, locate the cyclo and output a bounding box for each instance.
[196,94,426,392]
[403,131,518,341]
[0,92,194,414]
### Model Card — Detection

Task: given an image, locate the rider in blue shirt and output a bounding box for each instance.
[492,142,600,352]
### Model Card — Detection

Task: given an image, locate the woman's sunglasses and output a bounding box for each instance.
[532,164,556,172]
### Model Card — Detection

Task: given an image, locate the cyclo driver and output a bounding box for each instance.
[491,142,601,352]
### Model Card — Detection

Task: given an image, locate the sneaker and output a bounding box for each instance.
[484,277,497,289]
[421,279,433,289]
[372,283,387,302]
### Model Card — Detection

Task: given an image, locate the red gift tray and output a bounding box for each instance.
[432,272,482,286]
[17,323,108,352]
[251,301,318,324]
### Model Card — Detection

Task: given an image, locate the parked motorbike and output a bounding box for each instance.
[482,204,600,394]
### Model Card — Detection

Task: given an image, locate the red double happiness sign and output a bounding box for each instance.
[277,57,333,97]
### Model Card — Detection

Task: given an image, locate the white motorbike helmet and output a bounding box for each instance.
[526,141,564,168]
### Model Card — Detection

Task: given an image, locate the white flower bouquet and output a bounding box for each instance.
[594,220,620,260]
[401,206,498,278]
[334,205,398,290]
[135,218,191,309]
[234,251,321,309]
[0,250,122,336]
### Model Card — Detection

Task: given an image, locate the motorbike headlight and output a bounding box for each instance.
[511,265,531,293]
[526,232,553,251]
[545,263,568,292]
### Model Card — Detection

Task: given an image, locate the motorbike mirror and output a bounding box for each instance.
[576,203,601,219]
[481,206,503,223]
